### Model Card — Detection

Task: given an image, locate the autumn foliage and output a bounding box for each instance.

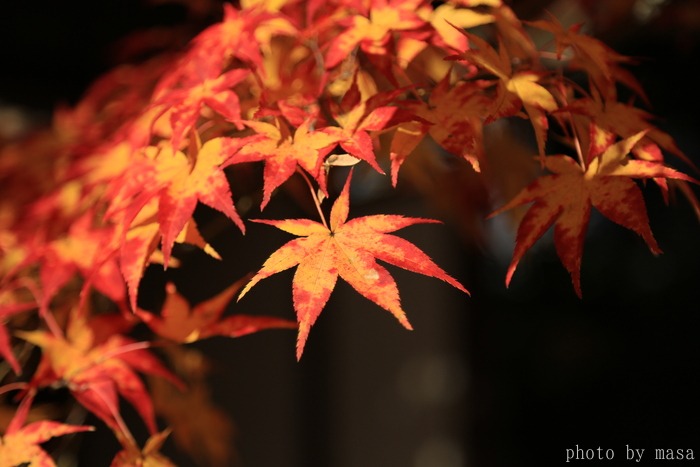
[0,0,697,464]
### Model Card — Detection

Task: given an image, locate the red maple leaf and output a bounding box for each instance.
[322,88,407,175]
[120,205,219,311]
[324,0,429,70]
[18,312,183,435]
[151,136,248,265]
[390,72,489,184]
[153,68,250,150]
[489,132,697,296]
[0,393,93,467]
[452,31,558,160]
[230,118,339,208]
[136,277,296,343]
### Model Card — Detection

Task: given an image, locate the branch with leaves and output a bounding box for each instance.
[0,0,697,464]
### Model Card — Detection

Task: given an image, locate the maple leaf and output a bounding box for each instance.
[489,132,697,297]
[560,93,697,205]
[526,15,637,100]
[18,313,183,435]
[454,31,558,160]
[153,68,250,150]
[230,119,338,208]
[103,136,244,281]
[325,0,425,63]
[430,3,495,51]
[152,136,248,265]
[323,88,409,175]
[36,210,125,312]
[324,0,432,76]
[0,393,93,467]
[136,277,296,343]
[111,429,175,467]
[390,72,489,184]
[432,2,536,61]
[565,95,691,166]
[238,170,468,360]
[120,196,221,311]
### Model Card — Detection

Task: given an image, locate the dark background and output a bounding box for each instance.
[1,1,698,466]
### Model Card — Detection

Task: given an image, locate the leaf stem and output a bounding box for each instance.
[571,121,585,169]
[555,80,586,170]
[94,341,153,365]
[296,168,328,229]
[0,382,28,397]
[18,278,64,339]
[89,381,137,448]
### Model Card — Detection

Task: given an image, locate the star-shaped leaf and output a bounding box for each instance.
[0,394,93,467]
[489,132,697,296]
[136,277,296,343]
[18,313,183,435]
[153,68,250,150]
[453,31,558,160]
[154,137,247,265]
[390,72,490,184]
[324,0,428,70]
[238,170,468,360]
[231,119,338,208]
[526,15,638,99]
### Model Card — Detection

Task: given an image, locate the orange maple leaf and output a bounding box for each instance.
[324,0,429,70]
[390,72,489,184]
[136,277,296,343]
[111,429,175,467]
[18,313,183,435]
[452,31,558,160]
[121,198,220,311]
[565,95,691,166]
[153,68,249,150]
[0,393,93,467]
[102,137,244,308]
[526,15,638,100]
[231,119,338,208]
[35,210,125,312]
[489,132,697,296]
[238,170,468,360]
[323,87,409,175]
[152,136,247,265]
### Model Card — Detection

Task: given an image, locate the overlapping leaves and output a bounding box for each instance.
[0,0,697,463]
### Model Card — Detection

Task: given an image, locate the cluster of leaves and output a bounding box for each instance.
[0,0,696,464]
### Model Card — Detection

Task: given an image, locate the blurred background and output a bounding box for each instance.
[1,0,699,466]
